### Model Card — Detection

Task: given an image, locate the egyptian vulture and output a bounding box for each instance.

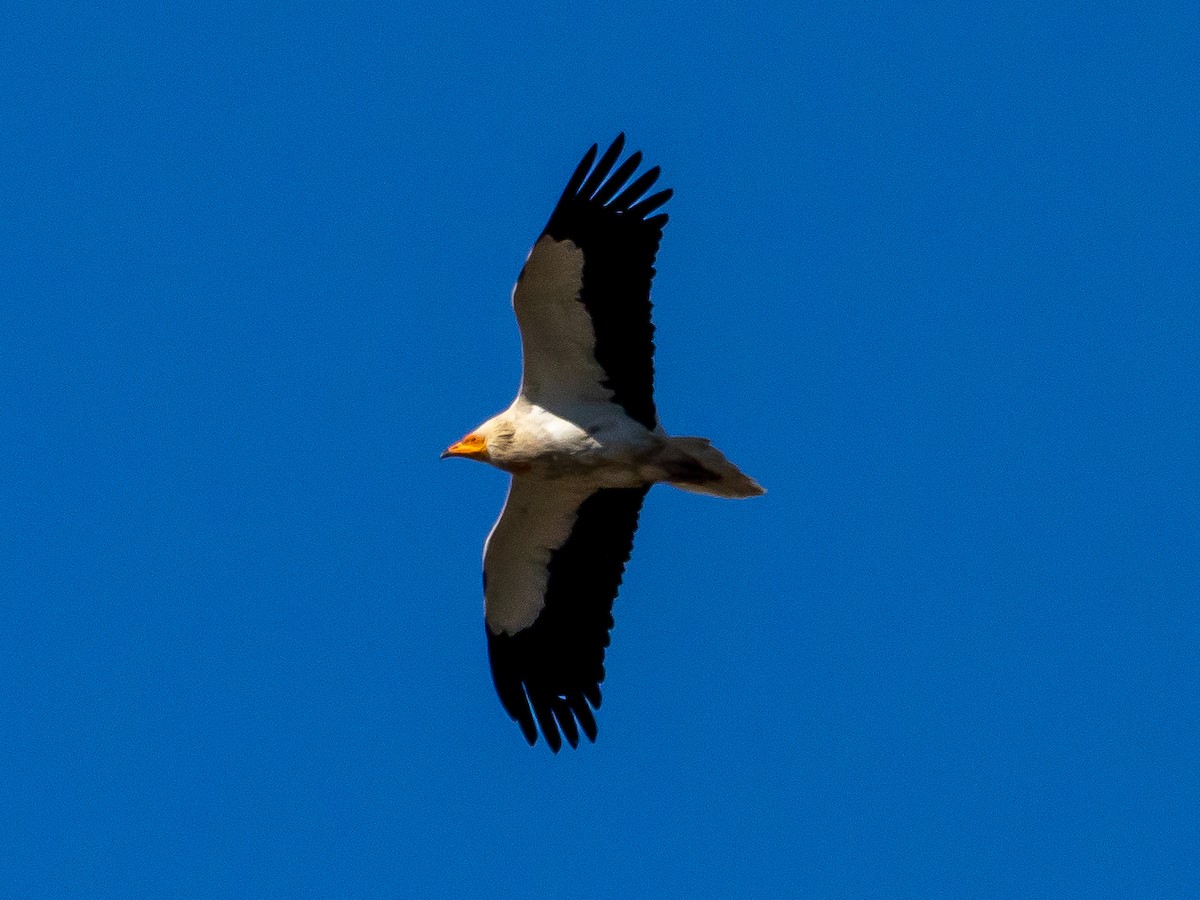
[443,135,763,751]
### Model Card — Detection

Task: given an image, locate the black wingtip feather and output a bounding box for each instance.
[560,143,599,201]
[592,151,643,206]
[583,683,602,709]
[628,188,673,218]
[530,694,563,753]
[553,699,581,749]
[611,166,661,212]
[568,694,599,742]
[517,704,538,746]
[580,134,626,199]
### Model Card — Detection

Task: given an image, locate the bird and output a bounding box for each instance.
[442,134,764,751]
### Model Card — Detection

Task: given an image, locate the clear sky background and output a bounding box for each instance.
[3,2,1197,896]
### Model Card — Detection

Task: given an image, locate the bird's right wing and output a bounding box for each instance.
[511,134,670,430]
[483,475,649,751]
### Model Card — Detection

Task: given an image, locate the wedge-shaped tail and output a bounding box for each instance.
[663,437,765,498]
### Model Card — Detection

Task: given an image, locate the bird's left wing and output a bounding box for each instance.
[512,134,671,430]
[483,475,649,751]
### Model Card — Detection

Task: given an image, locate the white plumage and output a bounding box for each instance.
[443,135,763,751]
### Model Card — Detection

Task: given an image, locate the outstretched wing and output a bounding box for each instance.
[483,476,649,751]
[512,134,670,430]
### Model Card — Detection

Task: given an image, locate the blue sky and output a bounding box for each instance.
[3,1,1197,896]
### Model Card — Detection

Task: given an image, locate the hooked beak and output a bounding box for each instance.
[441,435,488,460]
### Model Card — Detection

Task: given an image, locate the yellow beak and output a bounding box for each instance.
[441,435,488,460]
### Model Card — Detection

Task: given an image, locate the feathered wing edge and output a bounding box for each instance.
[486,485,649,752]
[538,135,671,430]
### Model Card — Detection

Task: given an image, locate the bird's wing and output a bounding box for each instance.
[512,134,671,430]
[483,475,649,751]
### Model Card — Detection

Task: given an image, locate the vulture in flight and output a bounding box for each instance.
[443,135,763,751]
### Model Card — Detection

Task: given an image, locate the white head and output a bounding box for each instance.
[440,416,516,465]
